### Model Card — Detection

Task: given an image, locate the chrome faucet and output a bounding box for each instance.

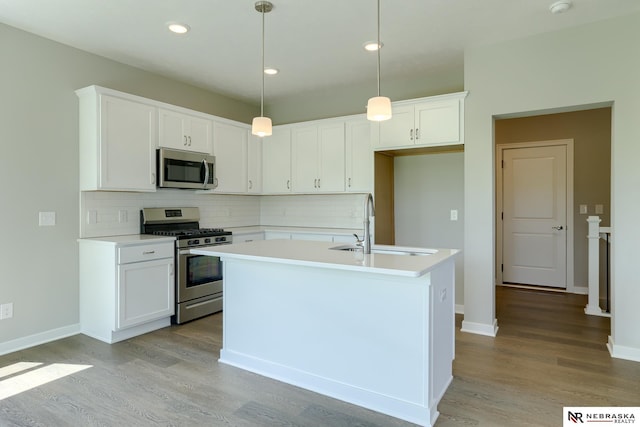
[358,193,374,254]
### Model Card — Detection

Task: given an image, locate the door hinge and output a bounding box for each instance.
[501,160,504,168]
[501,264,503,272]
[501,212,503,220]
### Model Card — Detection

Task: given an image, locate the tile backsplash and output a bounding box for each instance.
[80,190,368,238]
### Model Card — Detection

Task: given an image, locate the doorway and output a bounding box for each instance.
[494,107,612,294]
[497,141,573,289]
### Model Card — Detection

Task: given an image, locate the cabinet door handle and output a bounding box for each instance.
[151,172,156,185]
[188,136,192,146]
[248,180,253,190]
[410,129,414,141]
[415,128,420,140]
[287,179,290,190]
[348,177,352,187]
[317,178,320,188]
[184,135,188,146]
[142,250,155,255]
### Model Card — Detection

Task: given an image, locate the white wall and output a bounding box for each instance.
[463,13,640,360]
[0,23,256,353]
[394,153,464,308]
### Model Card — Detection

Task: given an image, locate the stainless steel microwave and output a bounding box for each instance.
[157,148,216,190]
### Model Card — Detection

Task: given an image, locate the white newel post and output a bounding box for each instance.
[585,216,609,317]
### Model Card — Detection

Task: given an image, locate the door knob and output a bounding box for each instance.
[552,226,564,230]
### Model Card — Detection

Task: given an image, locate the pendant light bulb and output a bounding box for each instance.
[252,1,273,137]
[367,0,392,122]
[367,96,392,121]
[252,116,272,137]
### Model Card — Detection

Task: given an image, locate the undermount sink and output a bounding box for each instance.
[329,245,433,256]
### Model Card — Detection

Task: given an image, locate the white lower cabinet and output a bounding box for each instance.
[290,233,333,242]
[234,232,265,243]
[264,230,358,243]
[264,231,292,240]
[79,237,175,344]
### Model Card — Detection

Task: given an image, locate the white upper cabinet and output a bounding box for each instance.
[291,121,345,193]
[248,134,263,194]
[158,108,213,154]
[374,91,467,150]
[262,127,292,194]
[345,117,373,193]
[77,86,157,192]
[212,121,248,193]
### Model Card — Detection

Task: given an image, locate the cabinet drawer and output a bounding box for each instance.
[118,243,174,264]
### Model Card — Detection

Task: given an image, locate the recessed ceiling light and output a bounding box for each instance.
[363,41,383,52]
[167,22,191,34]
[549,1,572,14]
[264,67,279,75]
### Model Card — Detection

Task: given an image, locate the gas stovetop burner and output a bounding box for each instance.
[140,208,232,241]
[151,228,231,238]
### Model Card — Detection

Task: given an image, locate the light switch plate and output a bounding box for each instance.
[595,204,604,214]
[450,210,458,221]
[579,204,588,214]
[0,303,13,320]
[38,211,56,226]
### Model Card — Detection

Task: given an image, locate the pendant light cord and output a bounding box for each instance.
[376,0,381,97]
[261,6,265,117]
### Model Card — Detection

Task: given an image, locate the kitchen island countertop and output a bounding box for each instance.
[191,239,458,278]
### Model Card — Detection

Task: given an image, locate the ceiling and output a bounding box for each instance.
[1,0,639,105]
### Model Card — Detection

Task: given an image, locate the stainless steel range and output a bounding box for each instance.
[140,207,232,324]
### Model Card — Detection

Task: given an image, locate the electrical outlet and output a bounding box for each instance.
[118,210,128,223]
[595,204,604,214]
[579,204,588,214]
[0,303,13,320]
[450,210,458,221]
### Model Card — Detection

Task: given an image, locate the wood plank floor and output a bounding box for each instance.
[1,286,638,426]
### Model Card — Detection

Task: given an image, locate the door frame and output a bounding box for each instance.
[496,139,577,293]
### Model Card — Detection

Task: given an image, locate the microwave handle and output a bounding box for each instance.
[202,159,209,189]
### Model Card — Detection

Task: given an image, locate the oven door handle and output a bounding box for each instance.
[179,246,229,256]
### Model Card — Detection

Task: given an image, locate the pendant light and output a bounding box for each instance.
[252,1,273,137]
[366,0,392,121]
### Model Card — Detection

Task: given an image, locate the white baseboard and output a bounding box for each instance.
[607,336,640,362]
[455,304,464,315]
[0,324,81,356]
[460,319,498,337]
[569,285,589,295]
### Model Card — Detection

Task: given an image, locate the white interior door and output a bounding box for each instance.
[502,145,567,288]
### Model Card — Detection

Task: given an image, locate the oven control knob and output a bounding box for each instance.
[188,239,199,246]
[204,238,211,244]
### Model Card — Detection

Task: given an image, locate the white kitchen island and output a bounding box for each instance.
[191,239,458,427]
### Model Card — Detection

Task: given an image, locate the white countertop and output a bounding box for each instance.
[78,235,176,245]
[191,239,459,278]
[227,225,360,236]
